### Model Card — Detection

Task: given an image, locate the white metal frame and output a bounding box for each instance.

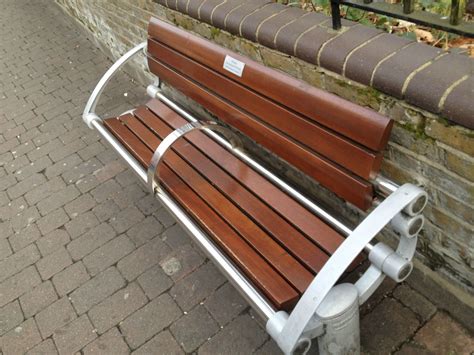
[83,41,428,355]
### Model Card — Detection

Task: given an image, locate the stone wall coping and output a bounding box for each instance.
[155,0,473,130]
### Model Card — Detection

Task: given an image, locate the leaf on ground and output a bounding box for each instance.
[415,29,435,43]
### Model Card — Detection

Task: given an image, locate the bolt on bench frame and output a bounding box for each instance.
[83,41,427,355]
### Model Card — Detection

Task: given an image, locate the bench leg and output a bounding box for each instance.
[316,284,360,355]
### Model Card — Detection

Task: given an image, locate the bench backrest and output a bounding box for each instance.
[147,18,393,210]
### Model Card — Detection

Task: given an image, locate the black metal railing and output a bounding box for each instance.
[330,0,473,37]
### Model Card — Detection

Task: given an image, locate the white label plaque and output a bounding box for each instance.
[223,55,245,77]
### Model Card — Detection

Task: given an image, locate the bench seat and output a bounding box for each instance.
[83,16,428,353]
[104,98,353,311]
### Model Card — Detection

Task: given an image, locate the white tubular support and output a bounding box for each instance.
[82,41,147,128]
[267,183,426,354]
[147,120,242,193]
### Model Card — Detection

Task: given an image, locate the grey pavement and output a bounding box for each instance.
[0,1,472,354]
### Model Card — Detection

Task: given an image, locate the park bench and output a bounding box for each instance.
[83,17,428,355]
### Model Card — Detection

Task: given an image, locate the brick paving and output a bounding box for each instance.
[0,1,472,354]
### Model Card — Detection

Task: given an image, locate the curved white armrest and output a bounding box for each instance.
[82,41,147,128]
[269,183,425,354]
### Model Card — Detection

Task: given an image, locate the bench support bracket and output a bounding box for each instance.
[267,183,426,354]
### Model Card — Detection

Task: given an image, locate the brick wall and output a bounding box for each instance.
[55,0,473,296]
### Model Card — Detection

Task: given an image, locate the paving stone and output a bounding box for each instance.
[76,175,101,194]
[19,281,58,318]
[413,312,474,354]
[67,223,116,261]
[170,263,226,311]
[15,156,52,181]
[0,237,12,261]
[115,169,138,187]
[52,261,90,296]
[204,282,248,326]
[63,158,102,184]
[393,284,437,322]
[64,193,96,218]
[44,153,83,180]
[25,338,59,355]
[361,297,419,354]
[24,176,65,206]
[137,265,173,300]
[112,184,147,211]
[53,314,97,355]
[36,228,70,256]
[36,246,73,280]
[135,194,161,216]
[6,173,46,200]
[120,293,182,350]
[0,301,24,336]
[36,208,70,235]
[360,278,397,316]
[64,211,100,239]
[254,339,282,355]
[35,297,77,338]
[82,327,130,355]
[0,318,42,355]
[93,160,126,183]
[198,314,267,354]
[160,244,205,281]
[0,266,42,308]
[37,184,80,215]
[126,215,163,246]
[132,330,184,355]
[83,234,135,276]
[90,179,122,202]
[161,224,189,250]
[70,267,126,314]
[88,283,148,334]
[153,206,176,228]
[170,305,219,352]
[0,197,27,222]
[92,199,121,222]
[50,139,86,163]
[0,243,40,283]
[8,224,41,252]
[117,236,171,281]
[10,205,41,232]
[110,206,145,234]
[77,141,105,161]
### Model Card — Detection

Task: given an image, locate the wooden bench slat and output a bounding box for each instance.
[145,99,345,255]
[103,116,299,310]
[131,106,331,274]
[120,113,315,293]
[148,39,382,180]
[147,58,374,210]
[148,18,393,152]
[103,117,152,166]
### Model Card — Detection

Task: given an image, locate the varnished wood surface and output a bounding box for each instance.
[147,58,374,210]
[147,39,381,180]
[148,17,393,152]
[103,99,356,311]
